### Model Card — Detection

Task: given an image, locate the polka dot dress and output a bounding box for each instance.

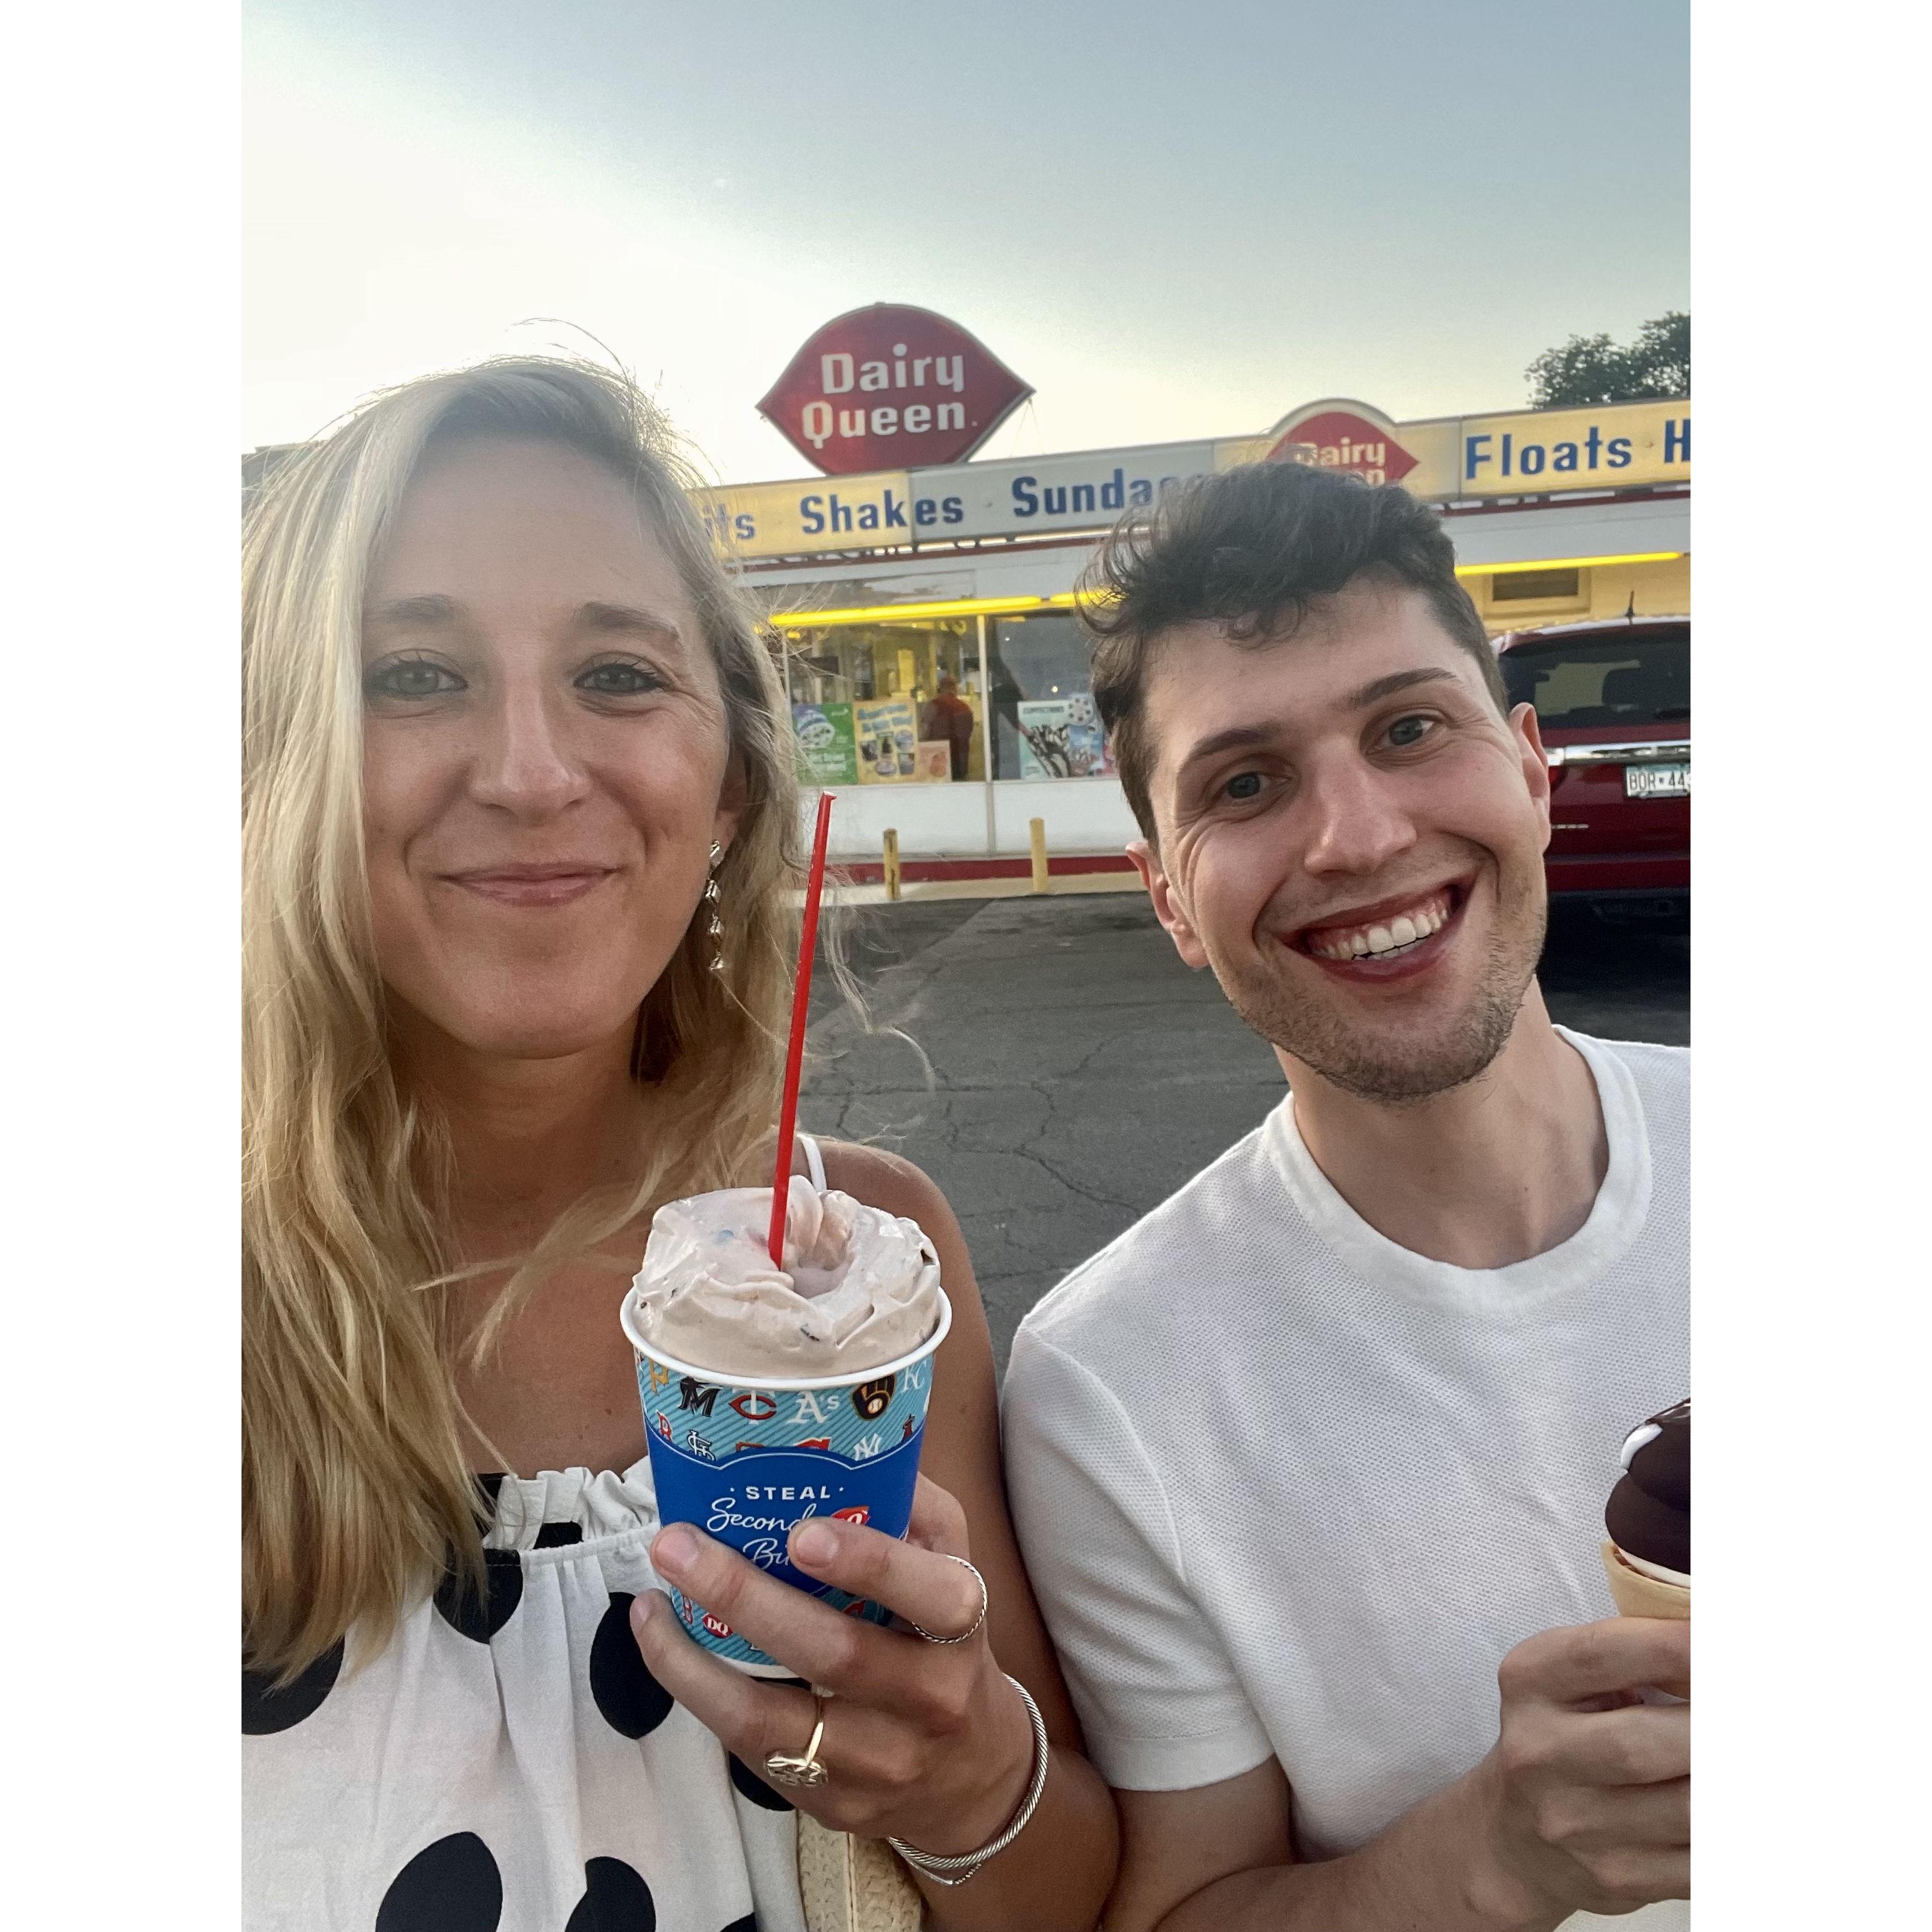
[243,1456,807,1932]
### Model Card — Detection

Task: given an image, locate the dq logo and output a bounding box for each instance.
[851,1376,896,1421]
[679,1378,720,1415]
[840,1598,872,1618]
[701,1612,733,1640]
[831,1506,870,1526]
[797,1437,831,1451]
[729,1391,779,1422]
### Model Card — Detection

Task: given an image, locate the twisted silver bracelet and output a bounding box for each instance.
[887,1675,1051,1888]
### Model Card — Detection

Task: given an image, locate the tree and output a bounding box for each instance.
[1526,311,1689,407]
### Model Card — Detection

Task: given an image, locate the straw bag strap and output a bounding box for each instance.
[797,1813,926,1932]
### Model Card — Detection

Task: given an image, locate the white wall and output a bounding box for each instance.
[992,777,1139,853]
[801,777,1137,859]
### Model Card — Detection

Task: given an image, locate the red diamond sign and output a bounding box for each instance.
[758,304,1032,476]
[1263,399,1418,485]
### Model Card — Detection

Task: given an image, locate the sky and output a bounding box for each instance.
[244,1,1689,484]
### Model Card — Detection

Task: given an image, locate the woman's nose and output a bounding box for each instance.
[467,684,590,821]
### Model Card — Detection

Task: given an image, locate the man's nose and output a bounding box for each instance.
[467,681,589,821]
[1297,755,1417,878]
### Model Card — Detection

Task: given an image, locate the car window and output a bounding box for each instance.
[1500,632,1689,730]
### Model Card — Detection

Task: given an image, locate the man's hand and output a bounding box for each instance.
[1471,1615,1690,1923]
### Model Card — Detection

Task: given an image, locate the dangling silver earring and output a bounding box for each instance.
[704,842,726,973]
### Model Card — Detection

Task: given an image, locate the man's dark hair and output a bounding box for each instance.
[1082,462,1508,840]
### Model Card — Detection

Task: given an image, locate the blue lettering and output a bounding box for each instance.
[857,502,880,531]
[1502,433,1513,477]
[734,512,755,541]
[1607,437,1632,469]
[1072,482,1096,514]
[1043,485,1068,515]
[915,497,937,527]
[1552,444,1579,472]
[1519,443,1545,476]
[1464,434,1493,479]
[1129,478,1152,506]
[800,494,825,536]
[942,496,963,525]
[883,490,907,529]
[1664,417,1690,463]
[1101,467,1126,511]
[828,495,853,534]
[1012,475,1039,517]
[1585,426,1604,468]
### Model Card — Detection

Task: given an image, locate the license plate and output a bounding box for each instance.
[1625,762,1690,799]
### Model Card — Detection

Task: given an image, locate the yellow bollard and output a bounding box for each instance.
[1029,818,1049,894]
[882,828,901,901]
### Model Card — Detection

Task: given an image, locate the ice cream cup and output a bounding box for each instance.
[622,1287,952,1670]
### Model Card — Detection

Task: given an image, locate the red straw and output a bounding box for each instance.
[768,792,836,1265]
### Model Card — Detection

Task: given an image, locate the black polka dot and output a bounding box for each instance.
[564,1856,656,1932]
[242,1640,343,1736]
[729,1753,794,1813]
[374,1831,502,1932]
[434,1549,524,1644]
[589,1594,673,1739]
[532,1522,584,1548]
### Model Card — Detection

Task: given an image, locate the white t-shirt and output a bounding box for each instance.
[1004,1028,1689,1927]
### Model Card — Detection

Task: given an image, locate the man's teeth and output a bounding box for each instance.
[1306,896,1452,962]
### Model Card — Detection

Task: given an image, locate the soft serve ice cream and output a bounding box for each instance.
[629,1174,942,1379]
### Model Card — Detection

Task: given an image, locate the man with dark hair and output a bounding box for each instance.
[1004,462,1689,1931]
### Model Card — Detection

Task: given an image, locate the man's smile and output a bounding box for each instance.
[1281,877,1473,982]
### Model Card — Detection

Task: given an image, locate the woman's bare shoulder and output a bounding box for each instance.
[811,1137,958,1228]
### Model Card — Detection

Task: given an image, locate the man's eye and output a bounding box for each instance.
[365,657,464,699]
[1223,771,1265,801]
[577,660,663,697]
[1386,714,1435,748]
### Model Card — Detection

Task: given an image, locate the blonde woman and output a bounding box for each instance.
[243,358,1117,1932]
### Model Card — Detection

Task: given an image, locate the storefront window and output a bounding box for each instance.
[779,620,985,786]
[986,614,1112,781]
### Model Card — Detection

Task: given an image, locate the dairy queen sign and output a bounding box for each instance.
[758,304,1032,475]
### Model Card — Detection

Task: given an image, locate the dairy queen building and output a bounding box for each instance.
[244,305,1690,879]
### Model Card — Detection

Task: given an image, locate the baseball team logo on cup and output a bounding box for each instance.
[623,1288,953,1669]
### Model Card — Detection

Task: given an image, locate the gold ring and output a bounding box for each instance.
[762,1692,830,1787]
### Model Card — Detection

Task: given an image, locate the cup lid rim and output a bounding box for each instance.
[620,1286,952,1391]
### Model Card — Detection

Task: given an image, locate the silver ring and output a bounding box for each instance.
[909,1555,988,1645]
[762,1693,830,1787]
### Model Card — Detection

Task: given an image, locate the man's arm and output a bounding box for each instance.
[1104,1618,1692,1932]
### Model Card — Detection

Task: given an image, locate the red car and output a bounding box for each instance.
[1495,617,1690,927]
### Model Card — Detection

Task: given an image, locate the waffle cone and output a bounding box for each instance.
[1601,1541,1689,1698]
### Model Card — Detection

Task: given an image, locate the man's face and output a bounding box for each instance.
[1130,579,1553,1103]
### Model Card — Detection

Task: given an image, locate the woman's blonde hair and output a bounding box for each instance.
[243,357,803,1679]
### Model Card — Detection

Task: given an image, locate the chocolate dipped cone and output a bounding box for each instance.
[1602,1398,1690,1696]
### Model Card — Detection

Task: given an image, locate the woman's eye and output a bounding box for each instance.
[365,657,464,700]
[1223,771,1265,802]
[1386,714,1435,748]
[577,660,663,697]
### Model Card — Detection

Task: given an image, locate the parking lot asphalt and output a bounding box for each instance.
[802,892,1689,1368]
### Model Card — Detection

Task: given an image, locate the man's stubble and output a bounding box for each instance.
[1211,876,1548,1106]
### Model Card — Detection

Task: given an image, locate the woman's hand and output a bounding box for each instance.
[631,1475,1038,1857]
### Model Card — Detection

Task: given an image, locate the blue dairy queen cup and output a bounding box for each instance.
[621,1287,952,1669]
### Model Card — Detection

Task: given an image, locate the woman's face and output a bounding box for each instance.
[360,436,741,1063]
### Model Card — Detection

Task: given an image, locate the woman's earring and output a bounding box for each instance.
[705,843,726,974]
